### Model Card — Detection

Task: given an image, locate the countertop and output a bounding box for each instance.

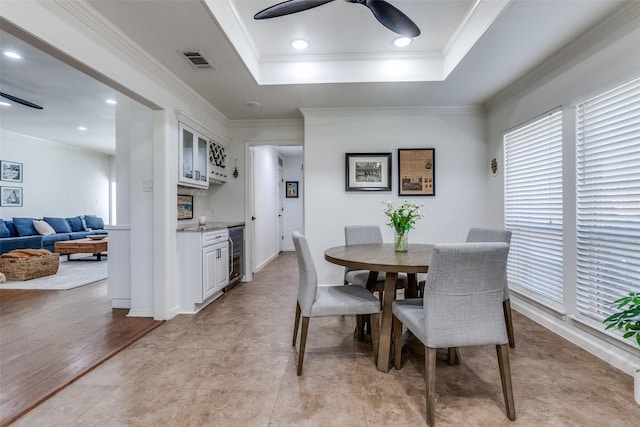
[176,221,245,232]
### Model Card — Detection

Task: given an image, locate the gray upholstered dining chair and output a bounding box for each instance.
[292,231,381,376]
[466,228,514,348]
[417,227,515,348]
[392,242,515,427]
[344,225,408,297]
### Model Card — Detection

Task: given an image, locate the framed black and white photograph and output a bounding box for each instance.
[345,153,392,192]
[177,194,194,220]
[398,148,435,196]
[1,186,23,207]
[286,181,299,198]
[1,160,23,183]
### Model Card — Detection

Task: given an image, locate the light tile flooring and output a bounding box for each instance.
[14,252,640,426]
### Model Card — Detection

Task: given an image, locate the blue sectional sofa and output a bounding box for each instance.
[0,215,108,255]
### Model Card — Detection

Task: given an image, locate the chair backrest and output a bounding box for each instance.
[344,225,383,277]
[466,227,512,245]
[292,231,318,316]
[466,227,511,300]
[345,225,383,245]
[422,242,510,348]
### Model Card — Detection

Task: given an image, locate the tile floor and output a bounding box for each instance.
[14,252,640,426]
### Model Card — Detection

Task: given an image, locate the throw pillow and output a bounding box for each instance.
[33,219,56,236]
[81,216,89,231]
[12,217,38,236]
[43,217,72,234]
[0,219,9,238]
[67,216,84,232]
[84,215,104,230]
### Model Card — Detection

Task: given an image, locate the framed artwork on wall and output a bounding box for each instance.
[1,160,23,183]
[286,181,299,198]
[398,148,435,196]
[1,186,23,207]
[345,152,392,192]
[177,194,194,220]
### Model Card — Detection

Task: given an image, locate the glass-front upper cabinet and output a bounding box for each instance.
[179,122,209,188]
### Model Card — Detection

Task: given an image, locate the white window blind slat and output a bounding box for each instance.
[504,109,564,304]
[576,77,640,331]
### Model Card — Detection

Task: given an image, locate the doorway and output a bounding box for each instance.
[246,144,303,279]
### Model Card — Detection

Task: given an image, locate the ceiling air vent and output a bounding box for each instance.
[182,51,214,70]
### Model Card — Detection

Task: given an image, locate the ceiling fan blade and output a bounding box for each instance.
[0,92,44,109]
[362,0,421,37]
[254,0,335,19]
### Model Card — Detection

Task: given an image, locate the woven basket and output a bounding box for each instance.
[0,253,60,281]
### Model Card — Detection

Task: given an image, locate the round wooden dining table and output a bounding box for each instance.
[324,243,433,372]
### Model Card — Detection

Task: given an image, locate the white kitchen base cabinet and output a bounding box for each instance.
[177,229,229,313]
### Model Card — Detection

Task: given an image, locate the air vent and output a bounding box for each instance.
[182,51,214,70]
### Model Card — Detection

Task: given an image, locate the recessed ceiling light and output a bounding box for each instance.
[105,99,117,105]
[78,126,87,131]
[291,39,309,50]
[0,102,10,107]
[246,101,260,108]
[3,51,21,59]
[393,37,412,48]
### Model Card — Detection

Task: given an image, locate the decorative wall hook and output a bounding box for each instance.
[233,159,239,178]
[491,158,498,175]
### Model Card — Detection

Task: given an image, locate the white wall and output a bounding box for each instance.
[486,4,640,374]
[0,130,111,220]
[282,155,303,251]
[302,107,489,285]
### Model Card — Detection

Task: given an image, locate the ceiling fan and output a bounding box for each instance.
[0,92,44,109]
[254,0,421,37]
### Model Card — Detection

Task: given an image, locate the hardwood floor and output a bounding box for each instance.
[0,280,163,426]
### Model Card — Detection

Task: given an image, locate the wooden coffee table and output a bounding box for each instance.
[54,238,108,261]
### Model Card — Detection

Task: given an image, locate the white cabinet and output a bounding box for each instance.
[177,229,229,313]
[179,122,209,188]
[203,238,229,300]
[208,140,228,183]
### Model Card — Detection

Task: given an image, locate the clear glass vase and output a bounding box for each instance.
[394,230,408,252]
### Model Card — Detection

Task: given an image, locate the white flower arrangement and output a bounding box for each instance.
[382,200,425,234]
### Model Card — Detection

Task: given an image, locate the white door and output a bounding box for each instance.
[278,162,284,252]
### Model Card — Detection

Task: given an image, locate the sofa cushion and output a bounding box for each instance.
[33,220,56,236]
[68,232,90,240]
[67,216,84,232]
[84,215,104,230]
[42,233,70,246]
[43,217,72,234]
[0,220,9,238]
[13,218,38,236]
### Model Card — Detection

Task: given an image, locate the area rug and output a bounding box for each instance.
[0,259,107,290]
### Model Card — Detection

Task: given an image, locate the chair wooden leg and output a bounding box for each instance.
[370,313,380,364]
[293,302,301,346]
[496,344,516,421]
[392,314,403,370]
[447,347,457,366]
[425,347,437,427]
[297,317,310,376]
[503,299,515,348]
[355,315,364,341]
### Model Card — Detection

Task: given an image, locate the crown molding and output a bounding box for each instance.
[226,118,304,129]
[487,1,640,108]
[53,0,230,127]
[299,105,485,117]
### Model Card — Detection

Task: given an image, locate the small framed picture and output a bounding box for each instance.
[286,181,299,198]
[1,186,23,207]
[398,148,435,196]
[1,160,23,182]
[177,194,194,220]
[345,153,392,192]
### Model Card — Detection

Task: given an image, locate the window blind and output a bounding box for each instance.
[504,109,564,304]
[576,78,640,325]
